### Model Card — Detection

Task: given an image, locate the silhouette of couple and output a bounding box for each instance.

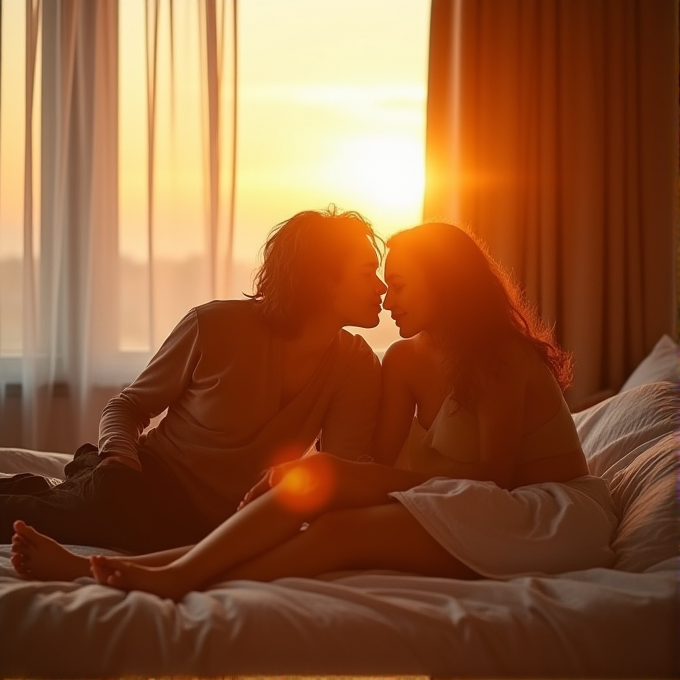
[4,205,617,599]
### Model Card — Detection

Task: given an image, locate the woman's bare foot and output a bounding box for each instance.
[10,521,91,581]
[89,555,189,601]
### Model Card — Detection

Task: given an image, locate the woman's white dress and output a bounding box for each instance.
[389,400,618,579]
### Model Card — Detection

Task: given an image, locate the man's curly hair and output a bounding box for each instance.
[246,206,384,335]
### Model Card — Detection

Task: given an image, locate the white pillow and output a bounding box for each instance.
[573,381,679,477]
[609,432,679,572]
[620,334,679,392]
[0,447,71,480]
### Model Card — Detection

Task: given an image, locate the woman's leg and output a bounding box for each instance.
[223,502,480,581]
[92,502,479,599]
[10,520,193,581]
[17,454,336,584]
[89,482,319,598]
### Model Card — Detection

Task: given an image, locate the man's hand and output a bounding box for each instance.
[98,455,142,473]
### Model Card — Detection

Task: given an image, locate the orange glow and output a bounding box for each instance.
[335,136,425,222]
[275,457,334,515]
[280,467,314,494]
[0,0,429,356]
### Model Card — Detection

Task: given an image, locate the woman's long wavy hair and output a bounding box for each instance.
[387,222,573,410]
[246,206,384,336]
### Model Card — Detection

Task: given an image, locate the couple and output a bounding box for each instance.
[7,206,617,600]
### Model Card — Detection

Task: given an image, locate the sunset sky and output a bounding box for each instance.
[118,0,431,263]
[1,0,430,256]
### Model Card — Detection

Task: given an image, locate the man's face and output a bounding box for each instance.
[330,238,386,329]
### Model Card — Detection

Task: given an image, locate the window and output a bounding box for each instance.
[1,0,430,381]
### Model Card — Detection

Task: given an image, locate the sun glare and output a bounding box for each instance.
[0,0,429,354]
[339,136,425,222]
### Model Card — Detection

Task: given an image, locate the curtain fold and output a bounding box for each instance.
[424,0,678,404]
[23,0,121,450]
[0,0,237,451]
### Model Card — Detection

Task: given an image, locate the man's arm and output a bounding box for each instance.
[98,308,201,469]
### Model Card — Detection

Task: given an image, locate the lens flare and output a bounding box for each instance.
[280,467,314,494]
[275,457,334,515]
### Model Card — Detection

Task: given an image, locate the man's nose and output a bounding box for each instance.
[382,289,392,309]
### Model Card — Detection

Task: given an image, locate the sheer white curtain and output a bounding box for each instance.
[424,0,678,405]
[0,0,236,451]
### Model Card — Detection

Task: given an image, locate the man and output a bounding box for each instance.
[0,207,386,552]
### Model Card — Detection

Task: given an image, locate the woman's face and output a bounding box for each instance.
[382,247,439,338]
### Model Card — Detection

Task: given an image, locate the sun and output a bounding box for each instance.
[337,135,425,225]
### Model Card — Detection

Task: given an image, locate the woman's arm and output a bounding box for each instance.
[370,341,418,465]
[464,351,528,489]
[315,340,382,461]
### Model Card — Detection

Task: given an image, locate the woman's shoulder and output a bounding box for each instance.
[382,336,419,368]
[382,334,441,379]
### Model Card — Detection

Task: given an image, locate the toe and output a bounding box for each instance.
[10,554,28,574]
[11,534,27,549]
[106,569,131,590]
[13,520,38,545]
[13,520,29,534]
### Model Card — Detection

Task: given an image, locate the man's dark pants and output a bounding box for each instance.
[0,444,213,553]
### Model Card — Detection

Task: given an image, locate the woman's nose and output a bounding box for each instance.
[376,277,387,295]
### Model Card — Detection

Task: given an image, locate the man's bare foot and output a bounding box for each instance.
[89,555,189,601]
[10,521,91,581]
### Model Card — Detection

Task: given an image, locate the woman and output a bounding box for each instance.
[11,222,617,597]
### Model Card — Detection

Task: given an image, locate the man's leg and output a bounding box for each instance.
[0,444,199,551]
[0,473,58,495]
[111,451,214,553]
[0,445,101,545]
[1,442,213,552]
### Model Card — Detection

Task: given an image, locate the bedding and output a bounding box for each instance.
[0,370,678,676]
[619,333,679,391]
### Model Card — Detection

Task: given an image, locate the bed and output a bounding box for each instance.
[0,336,678,678]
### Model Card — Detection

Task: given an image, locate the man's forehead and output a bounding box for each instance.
[347,238,379,266]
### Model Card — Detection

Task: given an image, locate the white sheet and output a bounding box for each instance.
[391,474,618,578]
[0,548,676,677]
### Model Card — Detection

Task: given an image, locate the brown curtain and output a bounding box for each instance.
[424,0,678,404]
